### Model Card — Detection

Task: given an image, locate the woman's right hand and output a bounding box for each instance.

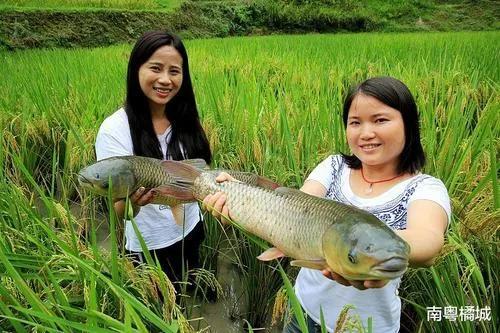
[130,187,156,206]
[202,172,234,224]
[126,187,157,217]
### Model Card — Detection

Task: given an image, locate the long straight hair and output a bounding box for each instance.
[125,30,211,164]
[342,76,425,174]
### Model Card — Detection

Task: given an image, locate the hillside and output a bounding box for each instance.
[0,0,498,49]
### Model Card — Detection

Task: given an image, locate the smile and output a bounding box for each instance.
[153,87,172,94]
[359,144,381,150]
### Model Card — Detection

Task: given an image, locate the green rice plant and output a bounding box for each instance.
[278,264,308,332]
[198,214,225,303]
[401,232,498,333]
[0,156,188,332]
[0,31,498,331]
[232,233,286,329]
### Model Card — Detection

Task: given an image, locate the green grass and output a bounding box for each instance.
[0,31,498,331]
[0,0,182,11]
[1,0,497,51]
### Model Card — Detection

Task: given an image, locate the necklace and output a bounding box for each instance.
[360,168,401,194]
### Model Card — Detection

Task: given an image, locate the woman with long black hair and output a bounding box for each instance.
[95,30,211,287]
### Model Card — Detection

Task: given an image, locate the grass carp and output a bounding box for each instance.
[157,160,410,281]
[77,156,279,225]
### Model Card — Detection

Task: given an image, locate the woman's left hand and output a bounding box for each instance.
[202,172,235,224]
[321,268,389,290]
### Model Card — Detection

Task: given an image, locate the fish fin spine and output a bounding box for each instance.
[171,204,186,226]
[161,160,202,184]
[152,185,194,200]
[181,158,209,170]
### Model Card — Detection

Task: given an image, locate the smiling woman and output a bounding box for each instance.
[94,30,211,290]
[138,45,183,117]
[203,76,451,333]
[289,77,450,332]
[346,94,406,186]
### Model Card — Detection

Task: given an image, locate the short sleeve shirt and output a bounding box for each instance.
[295,155,451,333]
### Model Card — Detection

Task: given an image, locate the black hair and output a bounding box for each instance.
[341,76,425,174]
[125,30,211,164]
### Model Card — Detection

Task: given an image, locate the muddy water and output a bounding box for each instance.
[189,245,282,333]
[190,252,246,332]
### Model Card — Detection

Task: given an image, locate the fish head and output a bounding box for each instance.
[322,214,410,281]
[77,157,137,198]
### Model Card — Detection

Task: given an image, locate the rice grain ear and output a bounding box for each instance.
[271,287,288,327]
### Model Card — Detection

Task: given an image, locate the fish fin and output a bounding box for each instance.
[152,184,195,200]
[290,259,327,270]
[257,247,286,261]
[255,176,281,190]
[181,158,209,170]
[171,204,185,226]
[225,170,281,190]
[160,160,202,185]
[275,187,317,199]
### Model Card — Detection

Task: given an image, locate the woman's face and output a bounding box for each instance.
[138,45,183,112]
[346,93,406,170]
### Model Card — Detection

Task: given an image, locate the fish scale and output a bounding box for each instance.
[129,157,171,189]
[194,173,337,260]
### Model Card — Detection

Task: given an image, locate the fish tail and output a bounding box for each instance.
[152,160,203,200]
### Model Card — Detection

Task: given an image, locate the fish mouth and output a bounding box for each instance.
[77,174,100,191]
[372,257,408,278]
[77,174,92,186]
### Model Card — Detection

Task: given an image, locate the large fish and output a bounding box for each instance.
[156,160,411,281]
[77,156,279,225]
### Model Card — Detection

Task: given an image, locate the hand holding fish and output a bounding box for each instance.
[202,172,234,224]
[200,171,402,288]
[204,176,391,290]
[321,268,389,290]
[127,186,157,217]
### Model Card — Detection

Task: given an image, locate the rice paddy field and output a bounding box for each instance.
[0,31,498,332]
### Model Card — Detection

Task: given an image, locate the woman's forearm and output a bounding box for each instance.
[396,228,444,267]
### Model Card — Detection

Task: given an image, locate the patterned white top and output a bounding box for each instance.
[295,154,451,333]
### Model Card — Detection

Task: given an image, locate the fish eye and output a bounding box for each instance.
[348,251,357,264]
[95,173,100,180]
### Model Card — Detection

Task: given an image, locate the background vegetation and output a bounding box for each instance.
[0,31,498,332]
[0,0,499,50]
